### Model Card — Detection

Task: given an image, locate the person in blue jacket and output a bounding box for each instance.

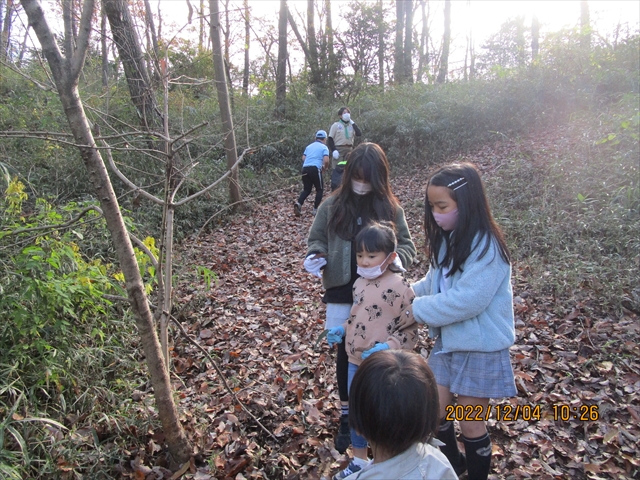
[412,163,516,480]
[295,130,330,216]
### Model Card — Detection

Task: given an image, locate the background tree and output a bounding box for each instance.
[580,0,591,51]
[242,0,249,95]
[210,0,241,204]
[19,0,193,467]
[416,0,430,83]
[531,14,540,61]
[275,0,286,118]
[436,0,450,83]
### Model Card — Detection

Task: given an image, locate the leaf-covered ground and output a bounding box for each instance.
[134,127,638,479]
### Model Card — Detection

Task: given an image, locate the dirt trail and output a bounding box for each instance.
[171,131,638,479]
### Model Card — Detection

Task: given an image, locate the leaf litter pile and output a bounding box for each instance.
[150,129,638,479]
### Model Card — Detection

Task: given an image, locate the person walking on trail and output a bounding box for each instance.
[412,163,517,480]
[328,107,362,191]
[325,221,419,480]
[295,130,330,217]
[303,142,416,458]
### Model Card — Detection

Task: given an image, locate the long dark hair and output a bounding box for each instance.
[329,143,398,240]
[349,350,439,458]
[424,163,509,276]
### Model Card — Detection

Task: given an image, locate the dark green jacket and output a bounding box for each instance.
[306,195,416,291]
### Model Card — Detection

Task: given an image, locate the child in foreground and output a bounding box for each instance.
[343,350,458,479]
[326,221,418,479]
[412,163,517,480]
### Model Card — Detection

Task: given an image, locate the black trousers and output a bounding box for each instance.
[297,166,324,208]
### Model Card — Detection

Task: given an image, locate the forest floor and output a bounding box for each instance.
[137,126,639,480]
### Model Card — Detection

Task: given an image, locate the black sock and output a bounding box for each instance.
[463,433,492,480]
[437,420,466,474]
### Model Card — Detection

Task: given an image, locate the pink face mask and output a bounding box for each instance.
[433,209,459,231]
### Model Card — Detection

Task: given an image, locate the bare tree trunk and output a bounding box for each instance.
[101,3,108,87]
[20,0,192,467]
[104,0,160,131]
[62,0,74,59]
[1,0,14,61]
[393,0,404,82]
[143,0,160,82]
[306,0,321,93]
[324,0,335,95]
[242,0,249,96]
[531,15,539,61]
[402,0,413,83]
[0,0,5,56]
[275,0,287,119]
[416,0,428,83]
[378,0,384,88]
[210,0,241,204]
[436,0,450,84]
[580,0,590,52]
[199,0,205,52]
[16,21,28,66]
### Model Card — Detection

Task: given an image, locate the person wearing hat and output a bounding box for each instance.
[295,130,330,216]
[328,107,362,191]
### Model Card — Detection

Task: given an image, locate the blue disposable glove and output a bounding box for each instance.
[326,326,345,347]
[361,342,390,360]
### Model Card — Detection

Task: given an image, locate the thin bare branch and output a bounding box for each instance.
[0,59,55,91]
[174,147,252,207]
[97,129,164,206]
[70,0,96,77]
[129,232,158,268]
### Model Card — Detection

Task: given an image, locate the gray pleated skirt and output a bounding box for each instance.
[428,336,517,398]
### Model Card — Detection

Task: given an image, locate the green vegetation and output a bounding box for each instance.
[0,17,638,477]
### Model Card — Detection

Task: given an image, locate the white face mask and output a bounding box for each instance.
[352,179,372,195]
[342,113,351,122]
[357,253,392,280]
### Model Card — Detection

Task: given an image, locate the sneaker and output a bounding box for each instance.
[332,460,363,480]
[312,208,317,216]
[334,414,351,454]
[294,202,301,216]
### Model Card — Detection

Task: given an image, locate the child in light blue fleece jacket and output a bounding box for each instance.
[412,163,516,480]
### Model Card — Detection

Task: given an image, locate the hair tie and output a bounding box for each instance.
[447,177,468,190]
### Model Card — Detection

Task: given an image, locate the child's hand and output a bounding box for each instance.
[304,254,327,278]
[326,326,345,347]
[361,342,389,359]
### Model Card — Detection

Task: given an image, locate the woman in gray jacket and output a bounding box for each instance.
[304,143,416,456]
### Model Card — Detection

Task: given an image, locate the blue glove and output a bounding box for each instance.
[361,342,389,360]
[326,326,345,347]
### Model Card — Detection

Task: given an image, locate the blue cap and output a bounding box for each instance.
[315,130,327,139]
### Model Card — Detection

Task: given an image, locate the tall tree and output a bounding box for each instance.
[436,0,450,83]
[416,0,430,83]
[100,2,108,87]
[242,0,250,96]
[210,0,241,204]
[104,0,160,131]
[531,15,540,61]
[324,0,336,93]
[377,0,385,87]
[19,0,192,467]
[580,0,591,51]
[393,0,405,82]
[402,0,413,82]
[275,0,287,118]
[1,0,15,61]
[307,0,320,88]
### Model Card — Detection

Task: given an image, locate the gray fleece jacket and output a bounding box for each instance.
[306,195,416,291]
